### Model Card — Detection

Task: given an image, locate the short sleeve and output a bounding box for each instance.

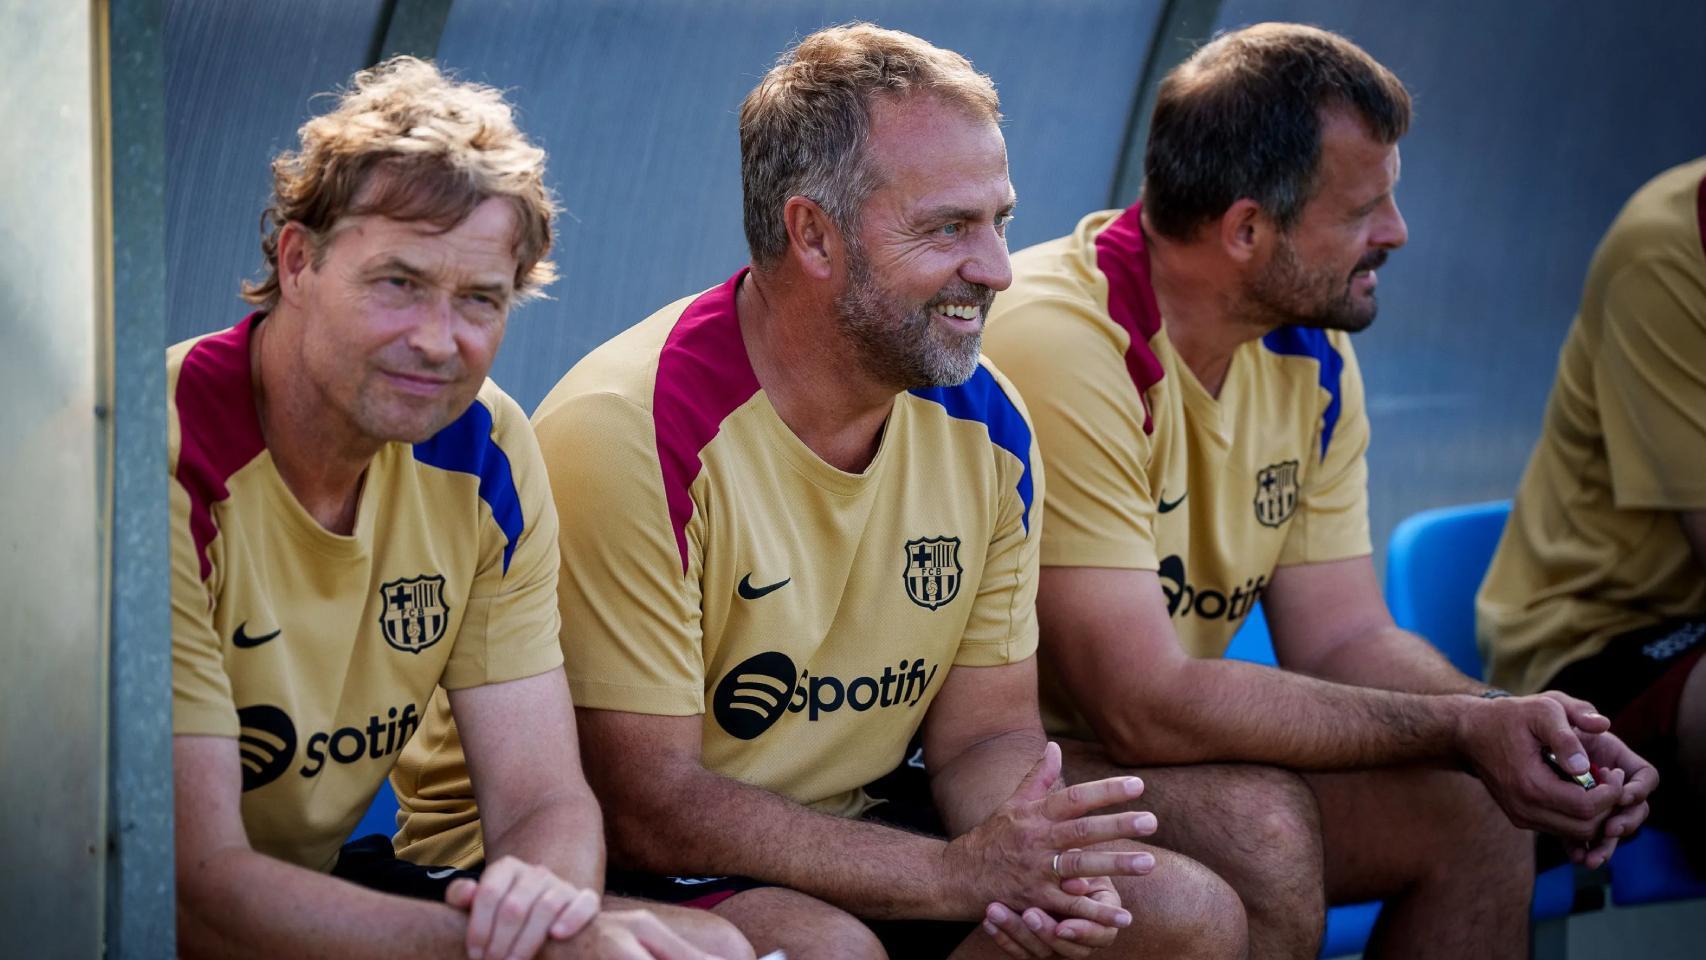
[1277,335,1373,566]
[1596,254,1706,510]
[989,296,1158,570]
[438,394,566,690]
[955,371,1045,666]
[536,391,707,715]
[170,472,239,736]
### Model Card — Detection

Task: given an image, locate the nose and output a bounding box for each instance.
[405,294,458,364]
[1375,197,1408,251]
[961,223,1013,293]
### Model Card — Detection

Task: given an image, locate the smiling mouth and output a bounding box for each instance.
[933,303,983,323]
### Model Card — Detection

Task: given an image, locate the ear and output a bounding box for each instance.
[1216,199,1267,266]
[275,222,319,306]
[782,196,842,282]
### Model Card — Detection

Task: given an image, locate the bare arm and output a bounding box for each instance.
[175,735,472,959]
[921,658,1050,835]
[453,669,604,890]
[1039,564,1622,841]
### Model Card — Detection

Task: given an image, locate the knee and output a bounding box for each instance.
[790,909,885,960]
[718,889,885,960]
[692,913,758,960]
[1212,766,1325,905]
[1114,853,1248,960]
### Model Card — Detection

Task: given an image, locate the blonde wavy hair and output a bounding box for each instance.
[242,56,558,308]
[740,23,1001,266]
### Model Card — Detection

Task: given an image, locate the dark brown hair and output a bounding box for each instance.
[1143,22,1410,240]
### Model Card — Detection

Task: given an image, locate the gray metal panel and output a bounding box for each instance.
[1212,1,1706,560]
[435,0,1163,413]
[164,0,390,344]
[109,0,176,954]
[0,2,109,954]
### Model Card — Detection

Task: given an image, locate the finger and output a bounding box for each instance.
[1603,801,1651,842]
[549,888,600,940]
[625,910,713,960]
[1058,876,1093,897]
[1049,811,1157,849]
[1535,715,1593,780]
[1013,742,1064,805]
[445,877,479,911]
[484,868,550,960]
[1023,907,1094,960]
[983,910,1040,960]
[1052,915,1118,951]
[506,884,575,960]
[1045,888,1133,929]
[1038,776,1146,821]
[1543,691,1612,733]
[466,859,521,959]
[1054,848,1155,879]
[987,903,1053,958]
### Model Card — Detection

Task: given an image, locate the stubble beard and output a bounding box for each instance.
[1245,235,1385,333]
[834,247,990,391]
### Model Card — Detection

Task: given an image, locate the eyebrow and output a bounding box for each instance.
[915,194,1020,227]
[367,256,512,297]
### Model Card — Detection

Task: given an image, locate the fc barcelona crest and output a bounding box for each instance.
[379,574,450,655]
[1253,461,1300,528]
[903,536,963,611]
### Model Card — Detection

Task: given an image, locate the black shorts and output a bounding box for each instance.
[607,749,980,959]
[332,833,482,901]
[1547,617,1706,833]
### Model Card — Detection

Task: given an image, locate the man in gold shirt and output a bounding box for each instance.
[984,23,1657,960]
[169,57,744,960]
[396,23,1244,960]
[1480,157,1706,863]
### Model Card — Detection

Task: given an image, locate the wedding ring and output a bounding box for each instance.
[1051,852,1063,877]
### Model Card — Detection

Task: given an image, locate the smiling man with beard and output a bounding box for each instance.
[982,22,1656,960]
[392,22,1245,960]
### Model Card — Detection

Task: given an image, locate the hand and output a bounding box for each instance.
[945,742,1156,930]
[1457,691,1621,842]
[1571,728,1659,869]
[553,910,727,960]
[983,874,1124,959]
[444,856,599,960]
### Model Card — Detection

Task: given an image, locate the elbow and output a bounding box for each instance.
[602,794,685,872]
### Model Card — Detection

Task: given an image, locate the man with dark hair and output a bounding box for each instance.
[983,22,1657,958]
[1480,156,1706,866]
[396,22,1242,960]
[169,57,746,960]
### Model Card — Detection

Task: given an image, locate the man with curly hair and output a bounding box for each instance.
[167,57,748,960]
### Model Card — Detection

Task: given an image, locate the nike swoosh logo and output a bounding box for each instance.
[425,867,459,880]
[737,573,791,600]
[232,622,282,648]
[1157,491,1187,514]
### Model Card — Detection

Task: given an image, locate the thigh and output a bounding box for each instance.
[1301,765,1522,904]
[1057,738,1323,886]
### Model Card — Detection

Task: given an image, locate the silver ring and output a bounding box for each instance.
[1051,852,1062,877]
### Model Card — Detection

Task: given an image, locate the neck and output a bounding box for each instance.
[1143,219,1272,399]
[737,267,896,474]
[251,308,378,534]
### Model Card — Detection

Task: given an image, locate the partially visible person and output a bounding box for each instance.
[169,56,745,960]
[1480,156,1703,862]
[395,23,1244,960]
[983,22,1657,959]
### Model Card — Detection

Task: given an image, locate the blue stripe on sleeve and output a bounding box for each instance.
[1260,326,1344,462]
[911,366,1035,531]
[412,400,525,573]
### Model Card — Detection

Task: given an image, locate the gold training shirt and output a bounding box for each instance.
[1479,158,1706,692]
[169,315,563,872]
[983,206,1373,740]
[393,270,1042,867]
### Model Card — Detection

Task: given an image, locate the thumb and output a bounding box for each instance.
[1552,692,1612,734]
[1535,707,1591,776]
[1013,741,1063,803]
[443,877,477,910]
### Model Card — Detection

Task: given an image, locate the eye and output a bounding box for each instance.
[938,222,961,238]
[994,213,1015,237]
[382,276,416,291]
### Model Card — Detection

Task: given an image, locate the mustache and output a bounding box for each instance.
[1353,250,1389,276]
[926,283,996,313]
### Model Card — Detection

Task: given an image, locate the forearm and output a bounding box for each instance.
[1298,623,1488,696]
[178,844,468,959]
[1095,656,1477,770]
[929,726,1048,837]
[484,782,606,893]
[608,766,970,921]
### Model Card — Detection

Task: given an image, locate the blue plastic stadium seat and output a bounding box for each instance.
[1609,824,1706,906]
[349,778,401,843]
